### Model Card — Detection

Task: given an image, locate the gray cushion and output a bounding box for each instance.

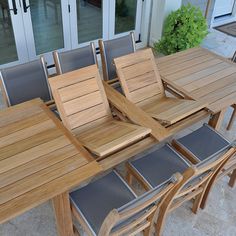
[176,124,230,162]
[1,60,51,105]
[103,34,135,80]
[129,144,190,188]
[58,45,95,74]
[70,171,136,235]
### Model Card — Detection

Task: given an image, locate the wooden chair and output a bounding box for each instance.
[70,170,181,236]
[172,123,236,189]
[53,42,97,75]
[114,48,207,127]
[0,57,53,107]
[126,138,236,235]
[99,32,135,85]
[49,64,151,158]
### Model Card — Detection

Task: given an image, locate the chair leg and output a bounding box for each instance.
[227,108,236,130]
[229,169,236,188]
[192,184,208,214]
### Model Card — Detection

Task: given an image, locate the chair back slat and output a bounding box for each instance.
[178,147,236,198]
[0,58,51,106]
[99,32,135,81]
[114,48,165,105]
[54,43,97,74]
[49,65,112,133]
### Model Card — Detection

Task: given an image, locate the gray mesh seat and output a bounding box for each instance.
[175,124,231,162]
[54,43,96,74]
[70,171,136,235]
[0,59,51,106]
[99,33,135,81]
[129,144,190,188]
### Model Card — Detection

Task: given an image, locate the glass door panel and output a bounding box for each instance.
[21,0,71,65]
[115,0,137,34]
[30,0,64,55]
[0,0,18,64]
[70,0,109,48]
[77,0,103,44]
[0,0,28,68]
[109,0,142,40]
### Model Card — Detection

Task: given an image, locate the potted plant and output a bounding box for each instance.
[154,4,208,55]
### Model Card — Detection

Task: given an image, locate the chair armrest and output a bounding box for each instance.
[102,81,169,141]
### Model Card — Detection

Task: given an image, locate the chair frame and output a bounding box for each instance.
[0,57,53,107]
[126,145,236,235]
[71,172,182,236]
[112,48,208,131]
[172,137,236,189]
[53,42,97,75]
[99,32,136,83]
[49,65,152,158]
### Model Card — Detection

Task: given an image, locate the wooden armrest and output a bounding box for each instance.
[103,81,169,141]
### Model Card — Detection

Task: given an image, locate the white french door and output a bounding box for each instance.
[69,0,143,49]
[0,0,143,68]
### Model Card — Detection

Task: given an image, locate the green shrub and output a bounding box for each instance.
[154,4,208,55]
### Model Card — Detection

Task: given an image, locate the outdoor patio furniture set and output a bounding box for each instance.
[0,33,236,236]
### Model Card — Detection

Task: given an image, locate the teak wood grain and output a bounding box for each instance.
[157,47,236,115]
[0,99,102,226]
[114,48,207,126]
[49,65,151,157]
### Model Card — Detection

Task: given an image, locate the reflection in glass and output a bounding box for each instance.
[77,0,102,44]
[0,0,18,64]
[30,0,64,55]
[115,0,137,35]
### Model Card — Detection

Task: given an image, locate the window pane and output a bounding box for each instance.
[0,0,18,64]
[115,0,137,35]
[30,0,64,55]
[77,0,103,44]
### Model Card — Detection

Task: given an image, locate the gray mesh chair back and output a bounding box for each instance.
[0,58,51,106]
[53,43,97,74]
[99,32,135,81]
[98,177,177,236]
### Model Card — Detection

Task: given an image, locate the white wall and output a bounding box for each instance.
[149,0,182,46]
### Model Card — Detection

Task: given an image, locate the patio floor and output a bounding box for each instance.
[0,30,236,236]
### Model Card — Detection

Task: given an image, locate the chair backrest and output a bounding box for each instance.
[175,145,236,201]
[98,175,180,236]
[231,51,236,63]
[53,43,97,74]
[114,48,165,106]
[0,58,51,106]
[99,32,136,81]
[48,65,112,134]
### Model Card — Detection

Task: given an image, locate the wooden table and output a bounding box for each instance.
[0,99,102,236]
[157,47,236,129]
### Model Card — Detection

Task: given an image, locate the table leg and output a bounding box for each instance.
[52,192,75,236]
[208,109,226,130]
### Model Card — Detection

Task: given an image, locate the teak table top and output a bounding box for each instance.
[157,47,236,114]
[0,99,102,224]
